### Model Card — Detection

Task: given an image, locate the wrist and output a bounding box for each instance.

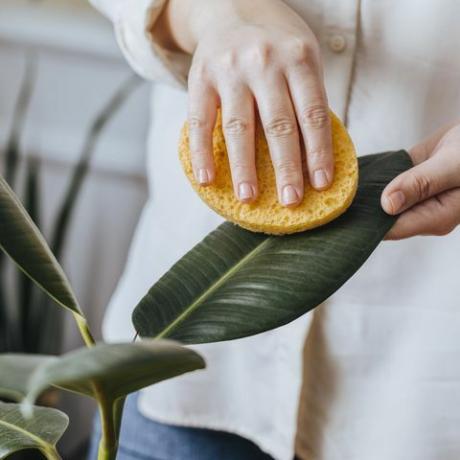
[164,0,258,54]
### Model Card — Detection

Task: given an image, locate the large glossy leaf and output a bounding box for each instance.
[24,340,205,407]
[133,150,413,344]
[0,175,84,319]
[0,402,67,460]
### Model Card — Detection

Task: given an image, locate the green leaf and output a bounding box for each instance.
[132,151,413,344]
[0,355,56,402]
[0,402,67,460]
[20,157,43,353]
[0,175,84,319]
[24,340,205,406]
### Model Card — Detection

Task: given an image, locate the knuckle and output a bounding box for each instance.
[224,117,250,136]
[246,42,272,68]
[307,147,331,164]
[300,105,329,130]
[265,116,297,138]
[410,173,432,201]
[188,114,209,132]
[217,50,238,71]
[190,150,209,166]
[289,38,315,65]
[230,160,251,177]
[274,159,302,180]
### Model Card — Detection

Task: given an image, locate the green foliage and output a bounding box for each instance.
[0,126,413,459]
[23,341,205,406]
[132,151,412,343]
[0,402,68,460]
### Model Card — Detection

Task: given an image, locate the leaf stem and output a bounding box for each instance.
[96,395,118,460]
[43,447,62,460]
[74,314,96,348]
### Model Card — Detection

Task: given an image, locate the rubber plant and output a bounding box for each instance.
[0,149,412,459]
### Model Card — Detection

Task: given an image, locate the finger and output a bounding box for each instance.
[385,188,460,240]
[219,83,257,203]
[409,120,460,164]
[188,68,219,186]
[252,74,304,207]
[381,149,460,215]
[286,65,333,190]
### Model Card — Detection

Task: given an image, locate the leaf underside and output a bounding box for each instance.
[132,151,413,344]
[0,402,67,460]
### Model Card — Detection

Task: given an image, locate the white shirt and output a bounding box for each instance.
[89,1,460,459]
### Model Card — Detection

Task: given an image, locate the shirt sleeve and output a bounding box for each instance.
[89,0,190,88]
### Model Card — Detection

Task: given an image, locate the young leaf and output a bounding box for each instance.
[24,340,205,407]
[0,175,84,319]
[0,402,67,460]
[0,354,56,402]
[132,150,413,344]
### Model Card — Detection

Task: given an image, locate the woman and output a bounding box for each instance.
[88,1,460,459]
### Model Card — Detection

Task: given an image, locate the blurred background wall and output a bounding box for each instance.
[0,0,150,456]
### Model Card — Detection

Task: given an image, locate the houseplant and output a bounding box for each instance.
[0,150,411,459]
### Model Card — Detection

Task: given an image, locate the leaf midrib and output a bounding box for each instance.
[0,417,57,457]
[155,236,273,338]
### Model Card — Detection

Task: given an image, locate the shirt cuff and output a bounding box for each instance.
[114,0,191,89]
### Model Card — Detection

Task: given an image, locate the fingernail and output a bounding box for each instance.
[197,168,210,185]
[238,182,255,202]
[313,169,330,189]
[282,185,300,206]
[384,190,406,214]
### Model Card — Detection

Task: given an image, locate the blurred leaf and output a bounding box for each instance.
[3,54,36,188]
[24,340,205,406]
[0,175,85,319]
[19,157,42,353]
[0,402,67,460]
[132,151,413,344]
[51,75,142,260]
[0,290,7,353]
[0,355,55,402]
[0,54,37,355]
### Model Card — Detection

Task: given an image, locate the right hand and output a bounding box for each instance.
[166,0,334,206]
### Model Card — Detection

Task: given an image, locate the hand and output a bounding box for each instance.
[162,0,333,206]
[381,122,460,240]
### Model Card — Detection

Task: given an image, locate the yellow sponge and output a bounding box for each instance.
[179,111,358,235]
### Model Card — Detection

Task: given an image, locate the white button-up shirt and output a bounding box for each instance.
[90,1,460,459]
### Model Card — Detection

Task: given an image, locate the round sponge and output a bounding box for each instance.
[179,111,358,235]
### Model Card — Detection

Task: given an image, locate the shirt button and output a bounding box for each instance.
[328,34,347,53]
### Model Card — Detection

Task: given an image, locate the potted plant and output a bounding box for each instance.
[0,150,411,459]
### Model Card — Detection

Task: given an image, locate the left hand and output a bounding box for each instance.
[381,121,460,240]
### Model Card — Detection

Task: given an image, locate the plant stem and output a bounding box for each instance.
[43,447,62,460]
[74,314,96,348]
[96,396,118,460]
[113,397,126,441]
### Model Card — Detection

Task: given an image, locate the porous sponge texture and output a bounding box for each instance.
[179,111,358,235]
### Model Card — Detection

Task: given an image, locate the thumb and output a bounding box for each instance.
[381,153,457,215]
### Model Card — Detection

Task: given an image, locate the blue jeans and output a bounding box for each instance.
[87,394,274,460]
